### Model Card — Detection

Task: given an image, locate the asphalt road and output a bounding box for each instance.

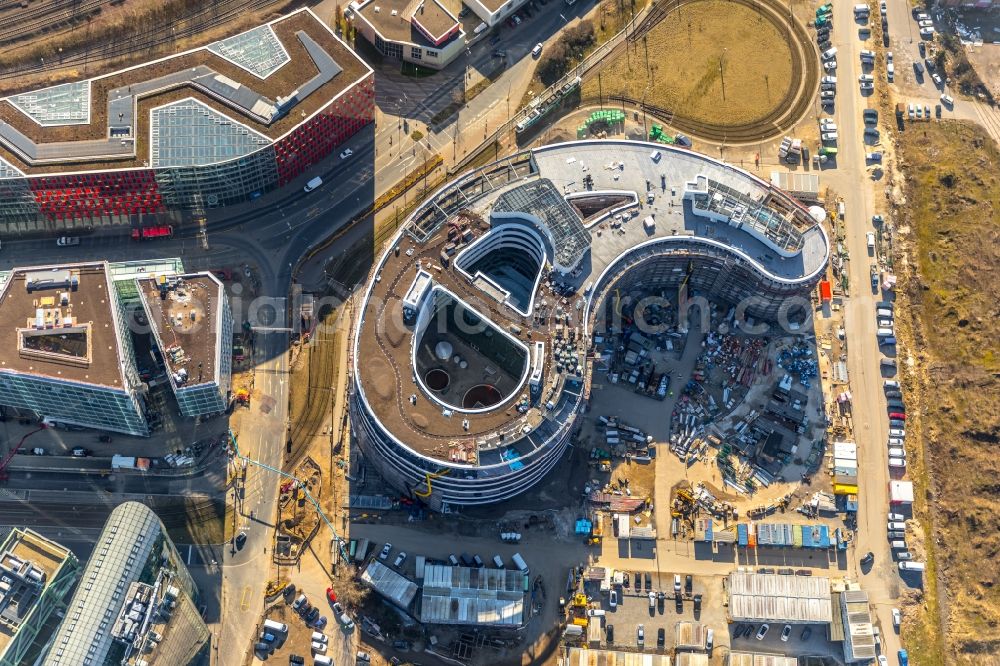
[818,1,915,659]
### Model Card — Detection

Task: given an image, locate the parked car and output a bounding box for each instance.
[685,575,693,594]
[756,624,770,640]
[861,551,875,566]
[940,93,954,107]
[801,626,812,640]
[393,551,408,567]
[673,574,681,593]
[339,148,353,160]
[623,572,630,588]
[607,624,614,643]
[866,152,883,162]
[637,625,645,646]
[56,236,80,246]
[657,627,665,648]
[71,447,90,457]
[379,543,392,560]
[888,512,905,521]
[892,607,902,627]
[609,589,618,609]
[780,624,792,641]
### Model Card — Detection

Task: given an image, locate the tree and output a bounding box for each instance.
[537,41,570,85]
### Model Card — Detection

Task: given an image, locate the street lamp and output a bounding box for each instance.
[719,48,728,102]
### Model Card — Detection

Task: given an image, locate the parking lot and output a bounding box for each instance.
[585,573,729,653]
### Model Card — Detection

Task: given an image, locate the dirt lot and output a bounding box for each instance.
[895,120,1000,665]
[581,0,793,126]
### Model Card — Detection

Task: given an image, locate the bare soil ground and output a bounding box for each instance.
[966,44,1000,100]
[580,0,793,126]
[896,120,1000,665]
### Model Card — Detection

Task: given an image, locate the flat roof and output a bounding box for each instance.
[138,273,223,390]
[355,141,829,465]
[0,9,371,174]
[566,647,672,666]
[360,561,419,609]
[355,0,460,48]
[728,572,833,624]
[0,529,75,658]
[0,261,129,389]
[419,564,525,626]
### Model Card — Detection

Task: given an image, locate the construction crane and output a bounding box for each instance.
[0,425,48,482]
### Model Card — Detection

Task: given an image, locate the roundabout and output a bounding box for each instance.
[582,0,820,143]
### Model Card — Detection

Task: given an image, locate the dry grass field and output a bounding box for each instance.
[581,0,794,126]
[896,120,1000,665]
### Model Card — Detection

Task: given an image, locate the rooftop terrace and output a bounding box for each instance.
[356,141,828,466]
[138,273,223,391]
[0,9,370,174]
[0,262,129,389]
[0,529,74,658]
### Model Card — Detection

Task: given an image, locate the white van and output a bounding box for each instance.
[876,327,894,338]
[888,447,906,458]
[889,428,906,438]
[650,150,662,163]
[854,3,870,14]
[311,641,328,654]
[311,631,328,644]
[587,608,606,617]
[888,521,906,531]
[887,437,904,447]
[314,656,333,666]
[884,379,900,389]
[822,47,838,60]
[899,561,925,571]
[888,457,907,468]
[304,176,323,193]
[263,619,287,634]
[492,555,504,568]
[531,43,543,58]
[876,308,893,318]
[890,540,907,549]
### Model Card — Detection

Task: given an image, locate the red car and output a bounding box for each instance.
[888,412,906,420]
[326,587,337,604]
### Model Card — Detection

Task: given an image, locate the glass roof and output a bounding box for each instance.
[149,98,272,168]
[7,81,90,126]
[493,178,591,272]
[0,155,24,179]
[207,25,290,79]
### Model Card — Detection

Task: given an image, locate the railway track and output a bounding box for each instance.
[588,0,819,144]
[0,0,283,85]
[0,0,111,47]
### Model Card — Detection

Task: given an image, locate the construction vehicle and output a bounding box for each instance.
[0,425,47,482]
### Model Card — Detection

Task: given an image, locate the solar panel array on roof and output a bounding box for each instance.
[207,25,291,79]
[150,99,272,168]
[8,81,90,126]
[492,178,591,272]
